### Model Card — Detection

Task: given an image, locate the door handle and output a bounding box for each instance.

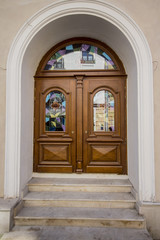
[72,131,74,134]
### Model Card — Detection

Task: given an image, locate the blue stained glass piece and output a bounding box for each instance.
[45,117,49,122]
[102,52,111,61]
[62,101,66,107]
[46,95,50,103]
[66,45,73,50]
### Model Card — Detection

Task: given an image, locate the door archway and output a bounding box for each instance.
[5,1,154,201]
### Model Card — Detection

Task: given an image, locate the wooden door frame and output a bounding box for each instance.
[34,37,127,173]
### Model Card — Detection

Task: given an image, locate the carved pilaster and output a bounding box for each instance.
[75,75,84,173]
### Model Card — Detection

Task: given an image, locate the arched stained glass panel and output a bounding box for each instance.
[45,91,66,131]
[93,90,115,132]
[44,43,116,70]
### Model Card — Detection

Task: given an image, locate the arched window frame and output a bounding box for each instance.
[93,89,115,132]
[36,38,126,76]
[89,86,121,137]
[41,87,69,136]
[45,90,66,132]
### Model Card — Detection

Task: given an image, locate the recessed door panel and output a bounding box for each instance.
[90,144,120,163]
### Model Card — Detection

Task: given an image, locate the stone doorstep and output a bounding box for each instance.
[14,206,146,229]
[32,173,130,179]
[28,177,132,186]
[23,199,135,209]
[22,191,136,208]
[29,185,132,193]
[14,217,146,229]
[10,177,152,238]
[28,178,132,193]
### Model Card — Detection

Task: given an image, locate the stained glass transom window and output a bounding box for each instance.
[44,43,116,70]
[45,91,66,131]
[93,90,115,132]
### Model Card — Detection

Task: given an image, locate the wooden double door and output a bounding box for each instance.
[34,75,127,173]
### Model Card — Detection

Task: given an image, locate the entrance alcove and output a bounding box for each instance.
[5,1,154,202]
[20,14,138,192]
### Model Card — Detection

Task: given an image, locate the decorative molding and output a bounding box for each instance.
[5,0,154,201]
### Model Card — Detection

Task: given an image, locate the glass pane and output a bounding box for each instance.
[45,91,66,131]
[93,90,114,132]
[44,43,116,70]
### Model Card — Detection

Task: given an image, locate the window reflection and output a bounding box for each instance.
[93,90,114,132]
[45,91,66,131]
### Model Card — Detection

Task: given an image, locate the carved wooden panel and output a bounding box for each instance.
[43,145,68,162]
[39,143,71,165]
[92,145,117,162]
[89,143,120,165]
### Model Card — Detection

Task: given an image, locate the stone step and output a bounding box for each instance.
[23,191,136,208]
[14,206,145,229]
[1,226,153,240]
[28,178,132,192]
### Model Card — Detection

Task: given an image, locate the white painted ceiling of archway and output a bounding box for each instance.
[24,14,136,72]
[21,14,138,192]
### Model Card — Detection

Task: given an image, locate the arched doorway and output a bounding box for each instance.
[34,38,127,173]
[5,1,154,201]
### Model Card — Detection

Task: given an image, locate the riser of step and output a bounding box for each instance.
[28,185,131,193]
[14,218,145,229]
[23,200,135,209]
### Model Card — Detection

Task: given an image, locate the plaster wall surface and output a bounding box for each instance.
[0,0,159,199]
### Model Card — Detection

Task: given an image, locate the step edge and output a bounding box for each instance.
[28,184,132,186]
[14,216,145,221]
[23,198,136,202]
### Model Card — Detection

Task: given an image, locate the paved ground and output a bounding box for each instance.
[1,226,153,240]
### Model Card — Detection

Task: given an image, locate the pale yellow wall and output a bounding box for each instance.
[0,0,160,199]
[0,69,5,197]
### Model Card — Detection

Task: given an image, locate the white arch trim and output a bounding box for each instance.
[5,0,155,201]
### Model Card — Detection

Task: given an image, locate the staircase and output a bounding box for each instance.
[10,177,153,239]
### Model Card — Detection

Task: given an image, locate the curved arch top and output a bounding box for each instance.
[36,38,125,73]
[5,0,154,201]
